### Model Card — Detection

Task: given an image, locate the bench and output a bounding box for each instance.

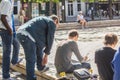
[58,20,120,30]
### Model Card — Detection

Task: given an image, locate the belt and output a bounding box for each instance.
[0,28,7,31]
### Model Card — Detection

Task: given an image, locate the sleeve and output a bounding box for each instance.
[71,41,83,62]
[44,21,56,55]
[95,50,98,63]
[0,1,11,15]
[112,48,120,80]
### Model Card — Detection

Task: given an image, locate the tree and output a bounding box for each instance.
[49,0,53,15]
[108,0,113,19]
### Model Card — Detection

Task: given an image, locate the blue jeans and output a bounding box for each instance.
[17,33,44,80]
[11,37,20,64]
[66,62,91,73]
[0,30,12,79]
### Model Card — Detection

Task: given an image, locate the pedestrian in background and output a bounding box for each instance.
[95,33,118,80]
[11,14,22,66]
[17,15,59,80]
[19,8,25,25]
[77,11,87,29]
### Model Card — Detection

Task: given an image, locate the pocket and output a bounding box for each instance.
[17,34,28,44]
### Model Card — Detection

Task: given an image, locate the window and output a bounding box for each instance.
[77,0,81,11]
[14,6,17,14]
[77,0,81,2]
[77,4,81,11]
[68,1,73,16]
[14,1,18,14]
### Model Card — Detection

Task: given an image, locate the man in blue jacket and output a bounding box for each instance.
[17,15,59,80]
[112,47,120,80]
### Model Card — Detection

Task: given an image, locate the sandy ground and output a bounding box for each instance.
[1,26,120,79]
[49,26,120,74]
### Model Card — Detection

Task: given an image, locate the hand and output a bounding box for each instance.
[9,30,13,35]
[83,56,88,61]
[42,54,48,66]
[8,29,13,36]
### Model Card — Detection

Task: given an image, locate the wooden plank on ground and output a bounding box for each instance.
[0,54,57,80]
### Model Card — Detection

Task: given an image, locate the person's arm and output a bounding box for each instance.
[44,21,56,55]
[77,15,80,21]
[113,61,120,80]
[95,50,98,64]
[71,41,83,62]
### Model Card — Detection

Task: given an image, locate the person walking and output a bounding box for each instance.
[11,14,22,66]
[54,30,91,73]
[95,33,118,80]
[17,15,59,80]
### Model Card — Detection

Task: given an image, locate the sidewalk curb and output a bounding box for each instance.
[58,20,120,30]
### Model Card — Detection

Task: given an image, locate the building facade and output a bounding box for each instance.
[64,0,120,22]
[19,0,120,22]
[64,0,86,22]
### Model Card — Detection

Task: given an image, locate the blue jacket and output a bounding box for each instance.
[12,14,16,38]
[18,16,56,55]
[112,47,120,80]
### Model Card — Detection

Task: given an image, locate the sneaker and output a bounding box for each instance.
[39,66,49,73]
[3,77,15,80]
[12,58,23,66]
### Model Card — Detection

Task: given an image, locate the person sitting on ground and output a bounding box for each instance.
[54,29,91,73]
[95,33,118,80]
[77,11,87,29]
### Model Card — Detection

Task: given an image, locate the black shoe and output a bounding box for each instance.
[12,58,23,66]
[39,66,49,73]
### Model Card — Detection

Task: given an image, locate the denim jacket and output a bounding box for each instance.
[18,16,56,55]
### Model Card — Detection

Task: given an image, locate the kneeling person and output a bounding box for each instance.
[54,30,91,73]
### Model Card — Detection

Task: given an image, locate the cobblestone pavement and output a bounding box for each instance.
[0,26,120,80]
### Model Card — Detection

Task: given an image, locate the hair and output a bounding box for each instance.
[68,29,79,38]
[79,11,83,14]
[50,15,59,23]
[104,33,118,45]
